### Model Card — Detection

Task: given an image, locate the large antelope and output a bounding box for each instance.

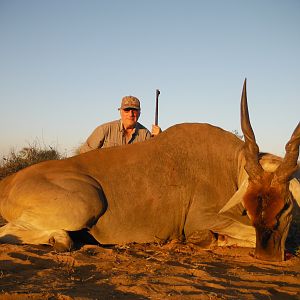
[0,80,299,261]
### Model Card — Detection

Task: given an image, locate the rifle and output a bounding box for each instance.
[155,89,160,126]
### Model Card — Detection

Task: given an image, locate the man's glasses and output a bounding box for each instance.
[123,108,139,112]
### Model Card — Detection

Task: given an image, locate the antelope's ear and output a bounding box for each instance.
[219,180,248,214]
[289,178,300,206]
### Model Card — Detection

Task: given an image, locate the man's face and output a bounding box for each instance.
[120,108,140,129]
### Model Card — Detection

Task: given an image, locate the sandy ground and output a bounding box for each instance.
[0,234,299,300]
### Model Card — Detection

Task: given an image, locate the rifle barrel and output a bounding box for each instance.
[155,89,160,126]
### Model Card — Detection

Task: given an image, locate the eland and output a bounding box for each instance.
[0,80,299,261]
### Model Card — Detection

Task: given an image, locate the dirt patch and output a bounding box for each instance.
[0,239,299,300]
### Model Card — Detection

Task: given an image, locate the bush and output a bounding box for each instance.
[0,145,63,180]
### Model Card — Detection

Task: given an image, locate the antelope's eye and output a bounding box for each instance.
[273,220,280,230]
[282,202,290,211]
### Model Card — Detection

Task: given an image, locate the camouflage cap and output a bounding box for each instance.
[119,96,141,110]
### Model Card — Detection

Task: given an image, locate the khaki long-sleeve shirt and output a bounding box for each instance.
[79,119,151,153]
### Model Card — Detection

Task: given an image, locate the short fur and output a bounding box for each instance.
[0,82,299,262]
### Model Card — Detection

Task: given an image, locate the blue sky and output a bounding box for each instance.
[0,0,299,157]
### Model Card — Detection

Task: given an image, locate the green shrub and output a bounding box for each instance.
[0,145,63,180]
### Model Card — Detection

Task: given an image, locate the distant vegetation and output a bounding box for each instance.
[0,144,63,180]
[232,129,243,140]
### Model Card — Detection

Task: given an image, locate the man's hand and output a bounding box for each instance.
[151,125,162,136]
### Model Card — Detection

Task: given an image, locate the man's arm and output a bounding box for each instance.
[79,125,106,154]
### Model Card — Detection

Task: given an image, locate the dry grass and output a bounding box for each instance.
[0,144,63,180]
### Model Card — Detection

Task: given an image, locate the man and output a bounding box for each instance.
[79,96,161,153]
